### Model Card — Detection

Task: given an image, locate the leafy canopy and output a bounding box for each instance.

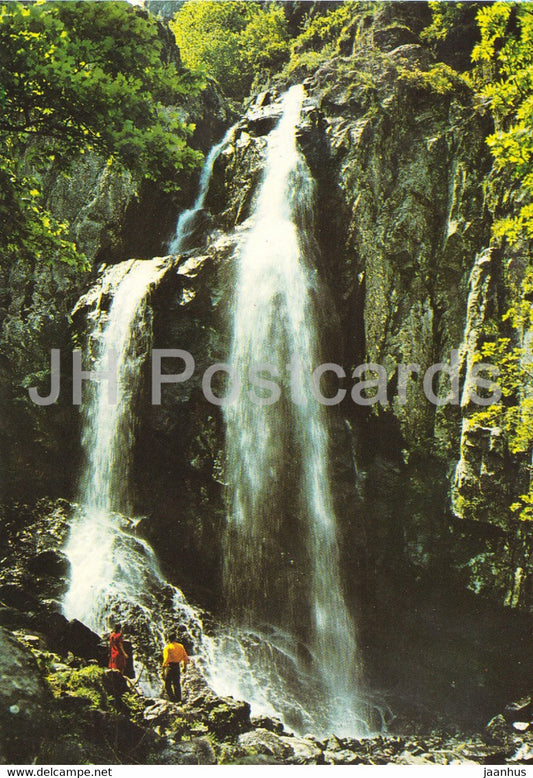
[471,3,533,243]
[171,1,289,99]
[0,0,204,265]
[0,0,203,179]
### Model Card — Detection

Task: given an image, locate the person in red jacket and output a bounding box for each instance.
[162,632,189,702]
[108,624,128,674]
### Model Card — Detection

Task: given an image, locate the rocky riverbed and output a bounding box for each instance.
[2,619,533,765]
[1,498,533,765]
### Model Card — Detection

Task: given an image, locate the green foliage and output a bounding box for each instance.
[47,664,111,709]
[470,269,533,521]
[0,148,83,268]
[0,1,204,267]
[171,1,289,99]
[284,2,356,76]
[397,62,468,95]
[421,2,469,43]
[0,1,203,180]
[170,713,209,740]
[471,3,533,243]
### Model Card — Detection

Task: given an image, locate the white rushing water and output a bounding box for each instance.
[63,259,169,626]
[222,85,366,736]
[61,98,367,735]
[169,125,235,254]
[62,257,214,691]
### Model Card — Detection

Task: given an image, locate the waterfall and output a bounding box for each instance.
[62,257,212,690]
[62,128,233,639]
[63,258,167,628]
[60,102,366,734]
[222,85,366,736]
[169,125,235,254]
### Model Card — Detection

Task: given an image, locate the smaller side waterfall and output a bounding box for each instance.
[169,125,235,254]
[62,257,214,690]
[63,259,170,629]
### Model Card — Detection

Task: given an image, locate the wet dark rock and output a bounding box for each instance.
[504,697,533,724]
[237,728,293,762]
[90,709,152,754]
[0,584,40,611]
[245,112,280,137]
[63,619,105,662]
[27,549,70,578]
[0,606,35,631]
[250,713,284,734]
[0,627,51,763]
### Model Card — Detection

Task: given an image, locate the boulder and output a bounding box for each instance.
[280,735,322,764]
[504,698,533,724]
[485,713,514,746]
[250,713,284,734]
[65,619,105,663]
[206,697,251,738]
[90,710,151,754]
[0,627,52,763]
[143,699,180,725]
[151,736,216,765]
[238,728,293,762]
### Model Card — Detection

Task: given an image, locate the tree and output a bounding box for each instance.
[170,1,289,99]
[471,3,533,243]
[0,1,204,265]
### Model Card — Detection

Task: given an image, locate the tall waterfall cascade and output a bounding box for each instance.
[61,95,367,735]
[222,84,366,736]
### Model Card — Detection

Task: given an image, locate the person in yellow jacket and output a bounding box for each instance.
[162,632,189,703]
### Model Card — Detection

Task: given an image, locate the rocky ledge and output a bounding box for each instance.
[2,498,533,765]
[1,619,533,765]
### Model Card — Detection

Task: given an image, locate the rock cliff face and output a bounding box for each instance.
[128,4,533,721]
[0,70,231,502]
[3,1,533,730]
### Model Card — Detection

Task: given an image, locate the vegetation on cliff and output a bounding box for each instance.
[0,1,203,267]
[171,1,290,99]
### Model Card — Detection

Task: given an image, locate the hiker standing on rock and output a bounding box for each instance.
[162,631,189,703]
[108,623,128,674]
